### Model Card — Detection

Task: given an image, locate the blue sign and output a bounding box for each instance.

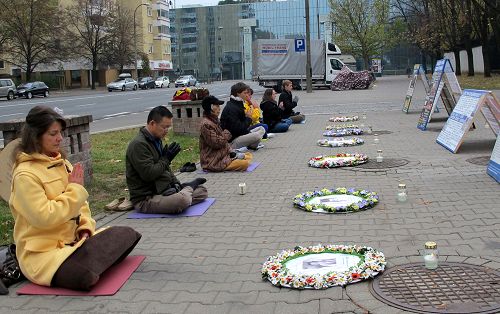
[295,39,305,52]
[487,135,500,183]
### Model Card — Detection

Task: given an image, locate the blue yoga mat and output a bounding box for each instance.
[127,198,216,219]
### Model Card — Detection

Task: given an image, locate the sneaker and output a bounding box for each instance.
[105,197,126,210]
[235,147,249,153]
[267,133,275,138]
[257,143,265,149]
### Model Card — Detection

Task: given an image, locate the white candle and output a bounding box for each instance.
[238,183,247,195]
[424,254,438,269]
[376,156,383,163]
[397,192,407,202]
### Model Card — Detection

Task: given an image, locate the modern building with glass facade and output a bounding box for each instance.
[170,0,331,82]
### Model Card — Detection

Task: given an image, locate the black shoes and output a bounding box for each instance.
[180,162,197,172]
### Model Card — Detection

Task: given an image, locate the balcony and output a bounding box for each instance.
[154,19,170,27]
[154,33,171,40]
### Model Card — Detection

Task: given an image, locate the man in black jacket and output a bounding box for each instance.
[126,106,207,214]
[220,82,265,149]
[278,80,305,123]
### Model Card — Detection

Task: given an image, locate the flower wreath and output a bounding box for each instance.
[325,124,359,130]
[317,138,364,147]
[293,187,379,213]
[323,128,363,137]
[329,116,359,122]
[308,153,368,168]
[262,244,386,289]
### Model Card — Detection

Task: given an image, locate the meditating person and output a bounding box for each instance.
[278,80,306,123]
[126,106,208,214]
[220,82,265,150]
[244,88,270,138]
[10,106,141,291]
[199,95,252,172]
[260,88,293,133]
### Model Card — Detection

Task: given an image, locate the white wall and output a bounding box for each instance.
[444,46,484,74]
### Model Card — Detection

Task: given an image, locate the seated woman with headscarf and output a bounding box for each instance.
[9,106,142,291]
[199,96,252,172]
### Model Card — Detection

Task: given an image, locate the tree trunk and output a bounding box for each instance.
[464,0,474,76]
[465,41,474,76]
[92,55,97,90]
[453,50,461,75]
[421,52,427,73]
[26,62,32,82]
[481,44,491,77]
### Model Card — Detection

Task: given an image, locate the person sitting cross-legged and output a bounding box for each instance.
[199,96,252,172]
[220,82,265,150]
[126,106,208,214]
[260,88,293,133]
[278,80,305,123]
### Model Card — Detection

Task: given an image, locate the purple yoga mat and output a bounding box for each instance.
[16,255,145,296]
[198,162,260,173]
[126,198,215,219]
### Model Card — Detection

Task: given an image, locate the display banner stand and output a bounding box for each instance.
[403,64,430,113]
[417,59,462,130]
[487,135,500,183]
[436,90,500,153]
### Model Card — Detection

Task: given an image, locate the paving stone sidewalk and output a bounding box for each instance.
[2,76,499,313]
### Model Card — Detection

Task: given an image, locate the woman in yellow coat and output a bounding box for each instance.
[10,106,141,290]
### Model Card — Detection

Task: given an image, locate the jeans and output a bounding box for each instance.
[270,119,292,133]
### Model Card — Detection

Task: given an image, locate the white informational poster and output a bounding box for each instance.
[487,135,500,183]
[284,253,361,276]
[436,89,485,153]
[403,64,429,113]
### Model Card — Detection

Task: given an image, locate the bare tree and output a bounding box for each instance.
[470,0,492,77]
[101,4,135,72]
[0,0,61,81]
[63,0,113,89]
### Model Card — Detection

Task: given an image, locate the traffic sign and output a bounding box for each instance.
[295,39,305,52]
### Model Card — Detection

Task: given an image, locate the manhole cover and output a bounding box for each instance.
[466,156,491,166]
[370,262,500,314]
[364,130,393,135]
[352,158,409,169]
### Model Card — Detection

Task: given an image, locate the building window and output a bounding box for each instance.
[147,7,152,16]
[148,45,153,54]
[0,60,4,69]
[148,24,153,33]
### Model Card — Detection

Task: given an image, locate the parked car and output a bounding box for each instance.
[138,77,156,90]
[155,76,170,88]
[107,76,137,92]
[174,75,197,87]
[0,78,17,100]
[16,81,49,99]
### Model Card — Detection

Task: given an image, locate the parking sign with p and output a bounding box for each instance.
[295,39,305,52]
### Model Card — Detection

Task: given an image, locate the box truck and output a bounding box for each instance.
[252,39,356,91]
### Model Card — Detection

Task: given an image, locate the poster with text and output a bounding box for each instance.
[487,135,500,183]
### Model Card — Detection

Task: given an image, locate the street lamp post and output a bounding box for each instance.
[134,3,150,80]
[215,26,223,82]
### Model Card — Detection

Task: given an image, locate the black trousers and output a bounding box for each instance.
[51,226,141,291]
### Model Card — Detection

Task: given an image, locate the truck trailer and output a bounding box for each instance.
[252,39,356,91]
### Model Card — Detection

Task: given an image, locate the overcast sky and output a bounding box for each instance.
[173,0,220,7]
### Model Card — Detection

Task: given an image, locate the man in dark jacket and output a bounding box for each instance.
[220,82,265,149]
[126,106,207,214]
[278,80,305,123]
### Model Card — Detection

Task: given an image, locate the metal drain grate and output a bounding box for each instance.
[352,158,409,169]
[370,262,500,313]
[466,156,491,166]
[365,130,393,135]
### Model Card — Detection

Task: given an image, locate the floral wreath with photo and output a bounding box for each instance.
[323,128,363,137]
[262,244,386,289]
[329,116,359,122]
[293,187,379,213]
[308,153,368,168]
[325,124,359,130]
[317,138,364,147]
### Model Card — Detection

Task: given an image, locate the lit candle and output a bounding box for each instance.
[397,183,407,202]
[423,241,439,270]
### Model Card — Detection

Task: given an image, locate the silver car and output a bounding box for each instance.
[155,76,170,88]
[174,75,197,88]
[0,78,17,100]
[107,77,137,92]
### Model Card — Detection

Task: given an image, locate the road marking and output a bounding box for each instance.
[0,112,24,118]
[103,112,130,118]
[78,103,97,107]
[128,97,143,100]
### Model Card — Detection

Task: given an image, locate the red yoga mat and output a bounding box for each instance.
[16,255,145,296]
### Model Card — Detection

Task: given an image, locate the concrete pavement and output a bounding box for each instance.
[2,76,499,313]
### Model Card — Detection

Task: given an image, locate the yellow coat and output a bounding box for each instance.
[9,152,95,286]
[244,101,262,125]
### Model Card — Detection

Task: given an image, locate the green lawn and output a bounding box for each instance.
[0,129,199,246]
[457,73,500,90]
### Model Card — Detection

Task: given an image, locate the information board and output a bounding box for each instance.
[487,135,500,183]
[417,59,460,130]
[436,90,500,153]
[403,64,430,113]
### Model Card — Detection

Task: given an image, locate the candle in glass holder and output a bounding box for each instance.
[238,182,247,195]
[376,150,383,162]
[423,241,439,270]
[397,183,407,202]
[362,113,367,120]
[373,134,379,144]
[367,126,373,134]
